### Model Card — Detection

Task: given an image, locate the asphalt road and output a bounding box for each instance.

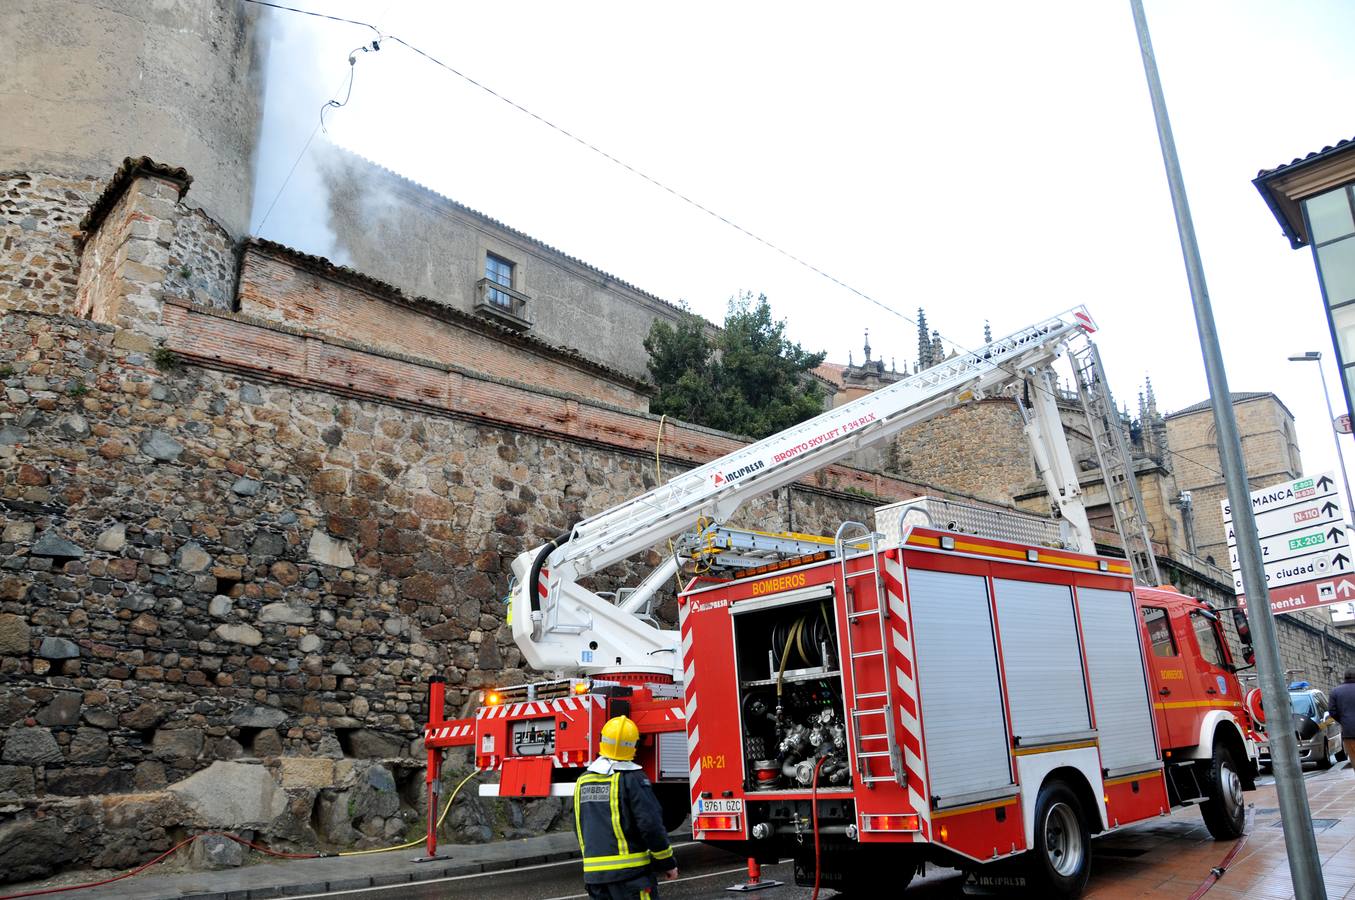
[282,840,978,899]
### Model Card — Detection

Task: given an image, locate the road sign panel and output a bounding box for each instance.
[1239,577,1355,616]
[1222,472,1338,522]
[1225,473,1351,599]
[1230,549,1353,593]
[1333,601,1355,623]
[1226,524,1346,562]
[1225,499,1343,547]
[1338,415,1353,435]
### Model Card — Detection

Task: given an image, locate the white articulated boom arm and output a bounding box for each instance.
[509,306,1102,678]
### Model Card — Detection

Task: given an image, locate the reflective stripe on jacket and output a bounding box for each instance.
[573,764,676,884]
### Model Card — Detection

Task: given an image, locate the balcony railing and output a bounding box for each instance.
[474,278,532,330]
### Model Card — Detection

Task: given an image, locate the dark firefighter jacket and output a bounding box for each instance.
[573,759,676,884]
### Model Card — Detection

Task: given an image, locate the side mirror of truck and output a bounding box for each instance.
[1231,609,1253,645]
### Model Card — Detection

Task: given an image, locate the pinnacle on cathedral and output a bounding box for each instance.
[916,308,931,370]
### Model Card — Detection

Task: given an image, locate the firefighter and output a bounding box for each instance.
[573,714,678,899]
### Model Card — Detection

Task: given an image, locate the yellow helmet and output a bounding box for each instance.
[599,715,640,761]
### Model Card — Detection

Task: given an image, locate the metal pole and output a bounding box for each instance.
[1126,2,1326,897]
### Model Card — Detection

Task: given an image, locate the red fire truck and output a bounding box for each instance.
[677,511,1256,895]
[420,309,1259,895]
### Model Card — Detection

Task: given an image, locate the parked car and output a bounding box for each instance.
[1257,683,1345,770]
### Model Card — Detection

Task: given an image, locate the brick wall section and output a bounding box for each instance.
[161,300,957,505]
[236,246,650,413]
[0,172,101,316]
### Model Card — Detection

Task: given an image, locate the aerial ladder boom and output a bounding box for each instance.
[509,307,1115,677]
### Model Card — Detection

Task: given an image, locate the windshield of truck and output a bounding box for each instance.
[1290,694,1317,718]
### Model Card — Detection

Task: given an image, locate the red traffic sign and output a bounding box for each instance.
[1337,414,1353,435]
[1238,576,1355,615]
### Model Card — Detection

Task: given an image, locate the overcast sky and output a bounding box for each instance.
[252,0,1355,510]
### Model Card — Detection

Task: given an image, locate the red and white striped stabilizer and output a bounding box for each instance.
[423,721,473,743]
[474,694,605,720]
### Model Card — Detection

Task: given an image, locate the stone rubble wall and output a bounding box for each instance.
[0,172,102,317]
[0,307,895,878]
[0,165,922,881]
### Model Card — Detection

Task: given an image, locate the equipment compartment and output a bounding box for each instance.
[732,593,851,791]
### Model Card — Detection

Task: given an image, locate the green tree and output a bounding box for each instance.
[645,292,826,439]
[643,303,716,426]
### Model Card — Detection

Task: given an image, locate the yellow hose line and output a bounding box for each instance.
[336,769,479,857]
[656,414,691,591]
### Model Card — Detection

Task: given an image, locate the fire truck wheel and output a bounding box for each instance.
[654,785,690,833]
[1028,781,1090,899]
[1200,744,1246,840]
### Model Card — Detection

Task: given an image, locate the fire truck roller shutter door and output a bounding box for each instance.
[992,579,1092,741]
[907,569,1015,801]
[1075,588,1160,774]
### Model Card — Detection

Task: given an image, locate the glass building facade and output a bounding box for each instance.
[1302,185,1355,420]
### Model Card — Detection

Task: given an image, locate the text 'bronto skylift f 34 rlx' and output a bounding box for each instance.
[420,307,1260,898]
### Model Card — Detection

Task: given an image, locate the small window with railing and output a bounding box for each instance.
[475,252,531,330]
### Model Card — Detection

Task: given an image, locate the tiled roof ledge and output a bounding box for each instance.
[76,156,193,245]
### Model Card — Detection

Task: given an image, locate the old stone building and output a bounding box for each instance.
[1164,392,1303,566]
[0,3,1003,876]
[318,149,711,384]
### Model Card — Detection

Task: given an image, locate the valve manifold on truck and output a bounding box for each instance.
[421,307,1260,896]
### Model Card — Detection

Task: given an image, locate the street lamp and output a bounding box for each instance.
[1288,351,1355,527]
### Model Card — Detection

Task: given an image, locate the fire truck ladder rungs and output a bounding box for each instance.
[1070,342,1163,587]
[836,522,905,788]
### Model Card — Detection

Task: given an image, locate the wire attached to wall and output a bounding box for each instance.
[321,41,380,134]
[254,38,381,236]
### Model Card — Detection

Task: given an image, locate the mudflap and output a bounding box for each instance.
[499,757,552,797]
[791,835,867,890]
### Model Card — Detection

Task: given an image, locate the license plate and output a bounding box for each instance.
[697,798,744,814]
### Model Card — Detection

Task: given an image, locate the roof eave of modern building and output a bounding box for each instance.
[1254,136,1355,250]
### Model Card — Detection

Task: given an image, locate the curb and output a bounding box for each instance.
[172,849,583,900]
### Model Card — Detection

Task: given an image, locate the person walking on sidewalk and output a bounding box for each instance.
[573,715,678,899]
[1332,668,1355,772]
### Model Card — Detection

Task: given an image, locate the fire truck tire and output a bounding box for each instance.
[653,785,689,833]
[1200,744,1246,840]
[1027,781,1090,899]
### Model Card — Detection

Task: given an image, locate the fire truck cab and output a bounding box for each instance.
[678,506,1256,897]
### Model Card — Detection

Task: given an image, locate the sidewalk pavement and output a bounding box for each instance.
[1082,764,1355,899]
[6,765,1355,899]
[5,828,608,900]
